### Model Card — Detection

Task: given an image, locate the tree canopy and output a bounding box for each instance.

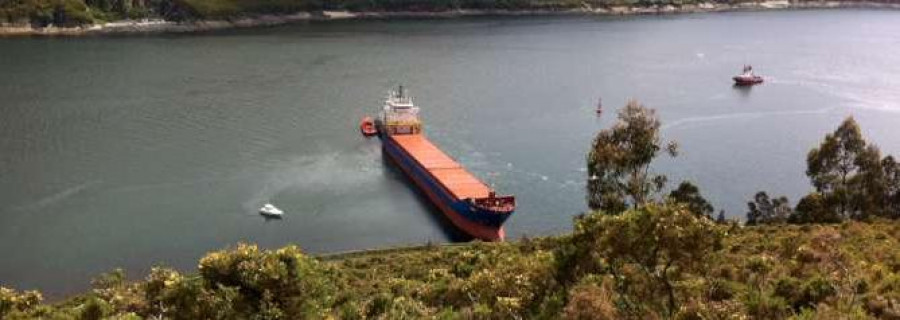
[586,100,678,214]
[745,191,792,225]
[749,116,900,225]
[668,180,715,218]
[802,117,899,222]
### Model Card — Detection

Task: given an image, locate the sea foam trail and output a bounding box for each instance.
[771,76,900,114]
[12,180,101,212]
[242,143,383,214]
[661,108,835,131]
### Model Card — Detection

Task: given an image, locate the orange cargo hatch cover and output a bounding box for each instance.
[391,135,493,200]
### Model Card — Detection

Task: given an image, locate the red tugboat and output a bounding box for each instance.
[733,65,764,86]
[372,86,516,241]
[360,116,378,137]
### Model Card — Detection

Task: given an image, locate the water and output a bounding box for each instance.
[2,9,900,297]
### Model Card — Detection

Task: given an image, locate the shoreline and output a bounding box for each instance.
[2,1,900,37]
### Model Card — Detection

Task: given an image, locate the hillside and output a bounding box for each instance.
[3,0,900,34]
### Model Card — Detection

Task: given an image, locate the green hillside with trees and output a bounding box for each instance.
[0,0,578,28]
[4,0,896,30]
[2,101,899,319]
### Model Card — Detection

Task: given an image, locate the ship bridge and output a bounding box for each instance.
[381,86,422,135]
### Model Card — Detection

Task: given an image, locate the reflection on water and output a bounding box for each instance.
[732,83,754,98]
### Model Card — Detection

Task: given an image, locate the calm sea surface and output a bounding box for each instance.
[2,9,899,297]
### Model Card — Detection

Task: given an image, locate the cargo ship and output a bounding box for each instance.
[368,86,515,241]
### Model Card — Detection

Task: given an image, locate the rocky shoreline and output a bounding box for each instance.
[2,1,899,36]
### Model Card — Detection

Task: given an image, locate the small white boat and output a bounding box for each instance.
[259,203,283,217]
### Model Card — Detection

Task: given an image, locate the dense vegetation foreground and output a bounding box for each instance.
[2,216,900,319]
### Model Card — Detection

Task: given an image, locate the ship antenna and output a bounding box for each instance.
[398,85,404,99]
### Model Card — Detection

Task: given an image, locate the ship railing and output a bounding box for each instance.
[385,111,420,118]
[471,194,516,213]
[387,104,417,112]
[385,124,422,135]
[384,109,420,119]
[385,119,421,125]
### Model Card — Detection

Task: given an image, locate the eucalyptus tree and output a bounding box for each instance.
[586,100,677,214]
[883,156,900,218]
[668,181,714,218]
[806,117,869,219]
[852,145,890,218]
[745,191,792,225]
[805,117,900,220]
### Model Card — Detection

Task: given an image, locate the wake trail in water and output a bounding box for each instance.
[109,174,253,193]
[770,77,900,114]
[12,180,101,212]
[662,107,835,131]
[485,161,583,192]
[242,143,384,214]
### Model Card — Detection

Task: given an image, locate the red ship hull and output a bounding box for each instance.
[733,75,764,85]
[381,134,512,241]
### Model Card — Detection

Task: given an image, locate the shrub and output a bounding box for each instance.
[571,202,724,315]
[773,277,801,308]
[563,282,619,320]
[743,291,790,319]
[800,276,836,308]
[863,294,900,319]
[0,287,43,317]
[463,250,556,318]
[707,279,737,302]
[745,256,774,275]
[197,244,337,317]
[80,296,112,320]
